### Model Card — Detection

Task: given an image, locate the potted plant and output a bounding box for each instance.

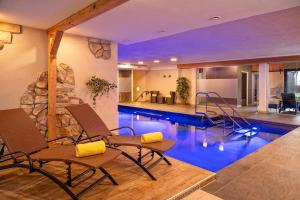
[86,76,117,106]
[176,77,190,104]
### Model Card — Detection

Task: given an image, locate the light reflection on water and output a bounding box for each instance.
[118,112,283,172]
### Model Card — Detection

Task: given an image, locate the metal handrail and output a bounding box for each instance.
[197,92,242,129]
[207,92,251,126]
[195,92,251,129]
[135,91,149,102]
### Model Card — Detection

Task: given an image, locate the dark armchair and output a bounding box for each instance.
[166,91,176,105]
[279,93,297,114]
[150,91,159,103]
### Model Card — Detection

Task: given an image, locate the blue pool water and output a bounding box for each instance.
[118,106,289,172]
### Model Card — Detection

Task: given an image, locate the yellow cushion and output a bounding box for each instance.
[141,132,163,144]
[75,141,106,158]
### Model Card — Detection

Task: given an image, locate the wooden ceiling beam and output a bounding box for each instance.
[50,31,63,58]
[0,21,21,33]
[177,55,300,69]
[47,0,128,33]
[46,0,128,140]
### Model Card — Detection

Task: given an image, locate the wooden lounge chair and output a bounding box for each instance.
[0,108,122,200]
[66,104,176,177]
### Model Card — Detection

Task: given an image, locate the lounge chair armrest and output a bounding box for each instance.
[109,126,136,136]
[0,151,34,170]
[47,136,76,145]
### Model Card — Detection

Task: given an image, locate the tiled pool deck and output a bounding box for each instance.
[120,102,300,200]
[0,146,215,200]
[203,127,300,200]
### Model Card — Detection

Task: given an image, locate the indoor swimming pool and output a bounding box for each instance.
[118,106,289,172]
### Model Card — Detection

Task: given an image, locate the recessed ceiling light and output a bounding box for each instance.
[209,16,221,20]
[153,60,160,63]
[138,61,144,65]
[170,57,178,62]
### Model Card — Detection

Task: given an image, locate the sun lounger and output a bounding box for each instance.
[66,104,176,177]
[0,108,121,200]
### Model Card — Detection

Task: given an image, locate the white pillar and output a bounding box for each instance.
[258,63,269,112]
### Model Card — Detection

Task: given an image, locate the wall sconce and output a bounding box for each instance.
[0,22,22,50]
[136,87,140,91]
[0,31,12,43]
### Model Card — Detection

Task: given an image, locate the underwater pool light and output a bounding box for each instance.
[218,143,224,152]
[245,131,258,137]
[166,117,170,120]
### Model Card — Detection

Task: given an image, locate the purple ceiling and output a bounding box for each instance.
[118,6,300,66]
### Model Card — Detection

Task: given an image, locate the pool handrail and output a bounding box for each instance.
[195,92,251,129]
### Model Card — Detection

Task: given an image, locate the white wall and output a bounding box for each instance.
[0,27,47,109]
[0,26,118,129]
[269,71,284,96]
[197,79,238,98]
[119,71,132,93]
[145,69,178,96]
[57,34,118,128]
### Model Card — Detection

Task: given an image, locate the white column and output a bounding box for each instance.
[258,63,270,112]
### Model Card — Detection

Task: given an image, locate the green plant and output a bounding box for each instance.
[176,77,190,103]
[86,76,117,106]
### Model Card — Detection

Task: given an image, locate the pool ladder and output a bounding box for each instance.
[195,92,252,135]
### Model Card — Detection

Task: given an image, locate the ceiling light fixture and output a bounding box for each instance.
[118,63,132,69]
[138,61,144,65]
[209,16,221,20]
[170,57,178,62]
[153,60,160,63]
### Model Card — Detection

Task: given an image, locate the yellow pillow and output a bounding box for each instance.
[75,141,106,157]
[141,132,163,144]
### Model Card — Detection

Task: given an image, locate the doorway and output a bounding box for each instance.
[241,72,248,106]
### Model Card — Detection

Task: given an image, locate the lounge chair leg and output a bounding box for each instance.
[66,162,72,186]
[137,147,142,163]
[99,167,118,185]
[0,163,79,200]
[35,167,78,200]
[39,161,43,168]
[121,151,156,181]
[155,151,172,166]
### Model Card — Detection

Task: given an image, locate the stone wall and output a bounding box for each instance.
[88,38,111,59]
[20,63,83,138]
